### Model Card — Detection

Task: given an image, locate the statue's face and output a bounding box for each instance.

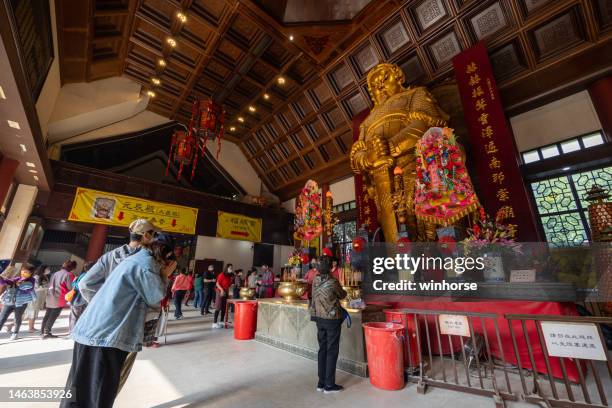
[370,68,402,104]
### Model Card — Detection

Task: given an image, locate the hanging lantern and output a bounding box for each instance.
[352,236,366,253]
[166,98,225,181]
[166,130,196,180]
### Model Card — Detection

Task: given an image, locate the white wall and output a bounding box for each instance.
[329,176,355,204]
[281,198,295,213]
[510,91,602,152]
[273,244,295,269]
[195,235,254,273]
[206,139,262,196]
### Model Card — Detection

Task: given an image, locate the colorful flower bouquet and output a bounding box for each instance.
[463,207,521,256]
[293,179,322,242]
[415,127,480,226]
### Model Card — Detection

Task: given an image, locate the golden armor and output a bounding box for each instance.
[350,63,449,242]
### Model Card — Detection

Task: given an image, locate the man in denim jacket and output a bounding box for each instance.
[62,233,177,408]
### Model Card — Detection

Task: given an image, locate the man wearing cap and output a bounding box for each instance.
[77,218,159,395]
[79,219,158,303]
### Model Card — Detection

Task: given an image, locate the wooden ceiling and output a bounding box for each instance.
[55,0,612,200]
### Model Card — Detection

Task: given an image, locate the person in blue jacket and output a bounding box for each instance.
[61,232,177,408]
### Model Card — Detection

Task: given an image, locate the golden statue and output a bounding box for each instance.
[350,63,449,242]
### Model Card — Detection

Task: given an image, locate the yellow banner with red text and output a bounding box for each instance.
[216,211,262,242]
[68,187,198,235]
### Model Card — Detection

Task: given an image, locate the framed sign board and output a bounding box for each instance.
[541,322,607,361]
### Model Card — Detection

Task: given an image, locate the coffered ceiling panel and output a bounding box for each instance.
[56,0,612,200]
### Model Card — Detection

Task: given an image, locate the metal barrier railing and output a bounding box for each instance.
[389,309,612,408]
[506,314,612,408]
[395,308,517,407]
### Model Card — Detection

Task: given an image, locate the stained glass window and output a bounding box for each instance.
[530,166,612,247]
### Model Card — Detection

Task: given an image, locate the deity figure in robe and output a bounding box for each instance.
[350,63,449,242]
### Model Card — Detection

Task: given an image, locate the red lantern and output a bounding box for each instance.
[166,130,196,180]
[165,98,225,181]
[322,247,333,257]
[352,237,366,253]
[397,236,411,253]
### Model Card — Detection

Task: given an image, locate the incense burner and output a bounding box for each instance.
[239,287,256,300]
[278,281,307,301]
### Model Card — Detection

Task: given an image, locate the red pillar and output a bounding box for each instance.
[0,156,19,207]
[86,224,109,262]
[588,76,612,142]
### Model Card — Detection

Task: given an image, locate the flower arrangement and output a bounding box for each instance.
[463,207,521,255]
[287,249,302,267]
[293,179,323,242]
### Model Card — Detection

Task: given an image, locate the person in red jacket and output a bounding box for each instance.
[171,269,191,320]
[212,264,233,329]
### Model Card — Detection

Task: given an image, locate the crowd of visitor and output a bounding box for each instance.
[0,218,346,406]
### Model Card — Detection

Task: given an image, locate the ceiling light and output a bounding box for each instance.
[158,59,166,67]
[562,166,570,171]
[26,162,35,167]
[176,12,187,23]
[248,106,256,112]
[277,76,286,85]
[19,144,26,152]
[29,169,37,174]
[151,77,161,86]
[289,35,294,41]
[7,120,20,129]
[229,126,236,132]
[33,175,39,181]
[166,37,176,47]
[238,117,244,123]
[147,90,156,98]
[0,85,5,99]
[263,93,270,100]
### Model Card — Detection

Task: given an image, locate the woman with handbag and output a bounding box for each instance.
[309,256,347,394]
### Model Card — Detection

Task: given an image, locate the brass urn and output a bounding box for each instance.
[278,281,307,301]
[239,287,256,300]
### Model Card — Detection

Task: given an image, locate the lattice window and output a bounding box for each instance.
[332,220,357,262]
[530,166,612,247]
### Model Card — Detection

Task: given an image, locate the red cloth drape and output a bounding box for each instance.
[368,296,582,382]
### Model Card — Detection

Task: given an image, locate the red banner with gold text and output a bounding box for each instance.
[352,109,379,234]
[452,42,540,241]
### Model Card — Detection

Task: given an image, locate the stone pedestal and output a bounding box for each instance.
[254,299,386,377]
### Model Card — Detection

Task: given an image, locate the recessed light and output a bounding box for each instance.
[562,166,570,171]
[248,106,256,112]
[0,85,5,99]
[29,169,37,174]
[277,76,285,85]
[60,219,66,223]
[151,77,161,85]
[229,126,236,132]
[238,117,244,123]
[166,37,176,47]
[289,34,294,41]
[19,144,26,152]
[7,120,20,129]
[26,162,35,167]
[158,59,166,67]
[176,12,187,23]
[33,175,39,181]
[147,90,156,98]
[263,93,270,100]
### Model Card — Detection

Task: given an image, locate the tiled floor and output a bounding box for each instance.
[0,307,536,407]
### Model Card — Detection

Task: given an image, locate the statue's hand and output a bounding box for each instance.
[366,136,393,170]
[350,141,369,173]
